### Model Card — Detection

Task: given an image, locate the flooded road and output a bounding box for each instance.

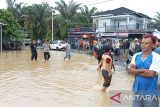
[0,49,133,107]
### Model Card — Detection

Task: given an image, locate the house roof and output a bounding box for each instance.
[92,7,151,19]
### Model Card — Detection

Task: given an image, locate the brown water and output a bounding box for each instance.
[0,49,133,107]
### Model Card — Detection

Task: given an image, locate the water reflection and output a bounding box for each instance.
[0,49,133,107]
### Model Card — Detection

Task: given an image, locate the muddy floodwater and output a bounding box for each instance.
[0,49,134,107]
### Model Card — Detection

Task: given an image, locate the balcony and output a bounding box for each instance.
[97,24,152,32]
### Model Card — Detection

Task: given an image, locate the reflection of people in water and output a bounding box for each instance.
[30,39,38,61]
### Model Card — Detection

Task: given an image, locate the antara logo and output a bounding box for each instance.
[110,92,121,103]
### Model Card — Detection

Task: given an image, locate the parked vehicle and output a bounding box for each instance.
[50,40,67,50]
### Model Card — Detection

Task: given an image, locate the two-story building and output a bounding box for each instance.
[92,7,152,39]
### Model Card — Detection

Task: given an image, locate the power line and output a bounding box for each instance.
[82,0,114,6]
[81,0,103,4]
[87,0,114,5]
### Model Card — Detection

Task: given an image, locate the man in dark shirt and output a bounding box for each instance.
[95,47,105,64]
[30,39,38,61]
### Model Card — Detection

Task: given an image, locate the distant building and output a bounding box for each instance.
[92,7,152,39]
[67,27,95,49]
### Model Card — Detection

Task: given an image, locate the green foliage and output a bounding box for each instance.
[154,12,160,31]
[148,12,160,31]
[24,3,53,40]
[0,9,22,43]
[54,0,81,39]
[78,5,97,26]
[5,0,97,42]
[54,0,97,39]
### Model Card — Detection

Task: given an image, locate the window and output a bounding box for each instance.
[118,22,119,28]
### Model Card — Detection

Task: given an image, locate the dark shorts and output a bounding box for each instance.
[102,69,112,87]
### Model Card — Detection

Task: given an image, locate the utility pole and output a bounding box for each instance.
[52,11,54,42]
[0,25,2,52]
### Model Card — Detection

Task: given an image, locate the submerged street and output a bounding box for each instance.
[0,49,133,107]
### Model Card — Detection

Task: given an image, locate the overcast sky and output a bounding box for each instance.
[0,0,160,18]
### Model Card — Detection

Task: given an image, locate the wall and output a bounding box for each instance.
[99,18,111,27]
[93,18,99,29]
[94,14,149,32]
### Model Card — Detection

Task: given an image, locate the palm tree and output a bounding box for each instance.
[0,9,23,49]
[55,0,81,39]
[78,5,97,26]
[55,0,80,19]
[7,0,27,29]
[6,0,16,10]
[154,12,160,31]
[25,3,53,40]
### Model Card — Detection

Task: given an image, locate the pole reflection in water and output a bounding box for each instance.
[0,49,133,107]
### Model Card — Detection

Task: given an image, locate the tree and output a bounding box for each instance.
[55,0,81,39]
[154,12,160,31]
[148,20,156,30]
[5,0,97,41]
[55,0,97,39]
[7,0,53,41]
[24,3,53,40]
[0,9,23,49]
[7,0,26,19]
[6,0,16,10]
[55,0,80,19]
[76,5,97,26]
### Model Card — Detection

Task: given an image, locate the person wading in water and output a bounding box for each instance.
[97,46,113,92]
[30,39,38,61]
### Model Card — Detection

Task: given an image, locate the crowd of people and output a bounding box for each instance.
[30,39,72,61]
[30,35,160,107]
[94,34,160,107]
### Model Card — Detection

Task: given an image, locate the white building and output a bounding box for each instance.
[92,7,152,38]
